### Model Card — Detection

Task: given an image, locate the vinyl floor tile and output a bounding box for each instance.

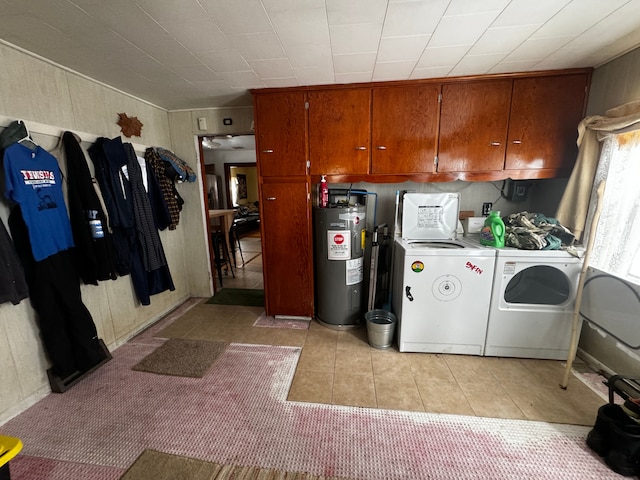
[407,353,455,381]
[370,349,413,377]
[288,370,333,403]
[332,371,377,408]
[415,379,475,416]
[374,373,424,412]
[458,380,527,420]
[296,345,336,373]
[334,348,372,374]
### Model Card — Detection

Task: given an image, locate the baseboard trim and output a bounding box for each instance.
[0,385,50,426]
[577,347,616,376]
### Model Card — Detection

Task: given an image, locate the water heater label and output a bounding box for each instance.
[338,212,366,223]
[346,257,363,285]
[328,230,351,260]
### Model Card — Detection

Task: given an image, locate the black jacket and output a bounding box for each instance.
[63,132,117,285]
[0,217,28,305]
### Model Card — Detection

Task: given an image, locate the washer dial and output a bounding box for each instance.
[432,275,462,301]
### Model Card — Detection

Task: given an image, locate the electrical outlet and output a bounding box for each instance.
[482,202,492,216]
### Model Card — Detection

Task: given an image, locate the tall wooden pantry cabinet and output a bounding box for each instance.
[253,92,314,317]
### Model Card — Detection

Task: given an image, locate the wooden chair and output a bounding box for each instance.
[211,227,234,286]
[229,221,245,268]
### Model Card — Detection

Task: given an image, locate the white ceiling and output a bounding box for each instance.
[2,0,640,111]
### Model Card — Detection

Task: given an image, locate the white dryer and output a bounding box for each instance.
[483,247,584,360]
[391,192,496,354]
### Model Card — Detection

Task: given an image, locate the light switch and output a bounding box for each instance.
[197,117,207,130]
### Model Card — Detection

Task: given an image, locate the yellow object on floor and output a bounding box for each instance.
[0,435,22,467]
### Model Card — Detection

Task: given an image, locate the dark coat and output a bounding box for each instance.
[63,132,117,285]
[0,217,28,305]
[88,137,134,276]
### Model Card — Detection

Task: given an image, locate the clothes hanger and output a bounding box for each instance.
[16,119,38,150]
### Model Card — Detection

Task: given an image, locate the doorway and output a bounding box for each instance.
[198,135,263,293]
[224,162,258,209]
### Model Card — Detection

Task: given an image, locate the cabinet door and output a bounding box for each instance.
[437,80,512,172]
[505,74,588,170]
[261,181,313,317]
[371,84,441,174]
[254,92,307,177]
[308,88,371,175]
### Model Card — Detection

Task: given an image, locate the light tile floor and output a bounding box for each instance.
[216,232,264,290]
[203,232,605,426]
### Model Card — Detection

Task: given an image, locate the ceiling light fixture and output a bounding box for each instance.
[202,137,221,149]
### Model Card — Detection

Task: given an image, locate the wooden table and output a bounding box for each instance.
[208,209,236,237]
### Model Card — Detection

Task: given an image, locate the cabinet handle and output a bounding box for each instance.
[376,145,387,150]
[266,197,276,201]
[355,146,367,150]
[262,149,274,153]
[512,140,522,144]
[490,142,501,146]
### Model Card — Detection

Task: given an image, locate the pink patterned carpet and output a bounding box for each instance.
[253,312,310,329]
[1,302,620,480]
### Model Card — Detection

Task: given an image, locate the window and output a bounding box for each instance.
[589,130,640,284]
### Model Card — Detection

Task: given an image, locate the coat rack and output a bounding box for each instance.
[0,115,150,152]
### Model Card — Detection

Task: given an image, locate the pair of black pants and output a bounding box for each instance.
[30,251,102,378]
[8,208,102,377]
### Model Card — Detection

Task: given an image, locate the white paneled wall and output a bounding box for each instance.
[0,43,191,424]
[586,46,640,116]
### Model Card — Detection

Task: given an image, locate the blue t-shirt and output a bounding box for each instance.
[3,143,75,261]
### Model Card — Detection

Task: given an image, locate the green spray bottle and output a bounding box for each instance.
[480,211,505,248]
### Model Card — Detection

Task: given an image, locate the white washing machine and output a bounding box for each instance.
[391,193,496,354]
[482,246,584,360]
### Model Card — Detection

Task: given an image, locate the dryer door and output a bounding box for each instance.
[503,264,571,306]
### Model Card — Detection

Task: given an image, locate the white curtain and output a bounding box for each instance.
[556,100,640,240]
[588,130,640,285]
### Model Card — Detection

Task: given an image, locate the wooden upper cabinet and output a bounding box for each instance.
[505,73,589,171]
[254,92,307,177]
[308,88,371,175]
[371,84,441,174]
[437,80,513,172]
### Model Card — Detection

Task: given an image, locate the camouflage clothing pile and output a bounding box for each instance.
[503,212,576,250]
